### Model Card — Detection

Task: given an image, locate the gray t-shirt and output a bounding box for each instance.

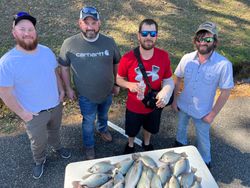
[58,33,121,103]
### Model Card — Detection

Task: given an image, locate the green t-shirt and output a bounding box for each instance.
[59,33,121,103]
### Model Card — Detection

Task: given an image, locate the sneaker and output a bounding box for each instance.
[142,142,154,151]
[33,159,46,179]
[174,140,185,147]
[97,130,112,142]
[123,143,135,154]
[85,147,95,160]
[52,147,71,159]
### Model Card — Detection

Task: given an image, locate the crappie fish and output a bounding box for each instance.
[151,173,163,188]
[138,155,158,169]
[180,167,197,188]
[157,164,172,185]
[115,157,134,175]
[80,173,111,187]
[125,160,143,188]
[173,158,189,177]
[168,175,180,188]
[88,160,114,174]
[113,169,125,185]
[159,150,187,164]
[137,166,154,188]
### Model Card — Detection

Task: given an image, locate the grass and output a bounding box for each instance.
[0,0,250,134]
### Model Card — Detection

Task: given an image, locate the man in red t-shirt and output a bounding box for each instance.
[117,19,174,154]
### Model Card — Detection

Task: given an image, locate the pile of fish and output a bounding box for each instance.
[72,150,202,188]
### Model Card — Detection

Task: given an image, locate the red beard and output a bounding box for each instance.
[15,36,38,51]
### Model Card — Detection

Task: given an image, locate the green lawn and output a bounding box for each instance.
[1,0,250,69]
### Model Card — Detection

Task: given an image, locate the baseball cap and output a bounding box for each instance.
[13,11,36,26]
[196,21,218,36]
[80,6,100,20]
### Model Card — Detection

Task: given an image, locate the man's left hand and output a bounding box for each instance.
[202,111,216,124]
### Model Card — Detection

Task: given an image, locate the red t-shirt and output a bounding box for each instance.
[118,47,172,114]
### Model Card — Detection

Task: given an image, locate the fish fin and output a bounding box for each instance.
[191,166,197,173]
[181,152,188,158]
[132,153,141,160]
[195,176,202,182]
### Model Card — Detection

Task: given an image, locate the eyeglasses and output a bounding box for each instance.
[196,37,215,43]
[140,31,157,37]
[14,12,30,20]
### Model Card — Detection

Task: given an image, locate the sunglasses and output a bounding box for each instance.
[14,12,30,20]
[140,31,157,37]
[82,7,98,14]
[196,37,215,43]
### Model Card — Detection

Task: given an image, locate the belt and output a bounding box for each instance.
[40,107,55,113]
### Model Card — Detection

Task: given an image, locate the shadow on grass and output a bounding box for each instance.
[1,0,250,70]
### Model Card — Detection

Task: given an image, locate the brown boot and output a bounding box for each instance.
[84,147,95,160]
[97,130,112,142]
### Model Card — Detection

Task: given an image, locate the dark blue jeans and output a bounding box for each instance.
[78,95,112,148]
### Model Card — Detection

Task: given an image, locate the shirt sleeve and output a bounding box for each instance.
[219,60,234,89]
[163,51,173,79]
[0,58,14,87]
[111,38,121,64]
[58,39,71,67]
[174,54,188,78]
[117,54,129,77]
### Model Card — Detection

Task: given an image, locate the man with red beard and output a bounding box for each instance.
[117,19,174,154]
[0,12,71,179]
[172,21,234,168]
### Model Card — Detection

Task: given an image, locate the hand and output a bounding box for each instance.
[202,111,216,124]
[66,87,76,100]
[128,82,140,93]
[155,93,166,108]
[171,99,179,112]
[19,110,34,122]
[112,85,120,96]
[155,89,169,108]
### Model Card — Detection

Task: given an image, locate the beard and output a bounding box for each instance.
[196,43,215,55]
[139,39,155,50]
[16,36,38,51]
[82,29,99,39]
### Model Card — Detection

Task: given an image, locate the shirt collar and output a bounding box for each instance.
[81,32,99,42]
[193,50,216,63]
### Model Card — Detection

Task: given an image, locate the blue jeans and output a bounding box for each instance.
[176,110,211,163]
[78,95,112,148]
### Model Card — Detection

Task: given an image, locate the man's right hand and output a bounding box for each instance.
[128,82,141,93]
